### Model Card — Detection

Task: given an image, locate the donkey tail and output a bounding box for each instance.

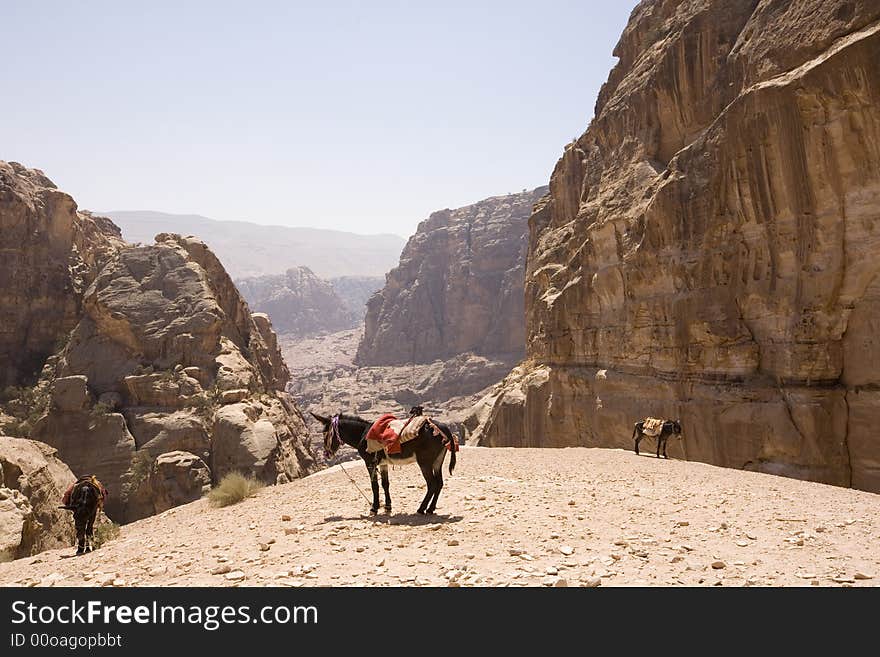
[442,425,457,475]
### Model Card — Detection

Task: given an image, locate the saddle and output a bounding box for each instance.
[60,475,107,510]
[365,414,429,454]
[642,417,665,437]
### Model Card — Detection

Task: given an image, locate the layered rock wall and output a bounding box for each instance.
[470,1,880,491]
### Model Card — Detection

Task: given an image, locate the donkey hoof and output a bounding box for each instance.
[416,508,426,515]
[384,506,392,513]
[369,508,379,515]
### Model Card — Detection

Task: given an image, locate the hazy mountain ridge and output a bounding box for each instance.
[104,210,406,279]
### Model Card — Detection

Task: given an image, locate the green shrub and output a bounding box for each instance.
[207,472,263,508]
[92,521,121,548]
[121,451,154,497]
[89,401,112,419]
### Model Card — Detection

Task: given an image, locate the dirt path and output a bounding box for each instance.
[1,447,878,587]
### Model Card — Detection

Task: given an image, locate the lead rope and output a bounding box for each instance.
[337,461,373,506]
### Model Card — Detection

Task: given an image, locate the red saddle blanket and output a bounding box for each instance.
[366,413,403,454]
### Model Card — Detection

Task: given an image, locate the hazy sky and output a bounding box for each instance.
[2,1,635,238]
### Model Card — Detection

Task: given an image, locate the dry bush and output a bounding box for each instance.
[207,472,263,508]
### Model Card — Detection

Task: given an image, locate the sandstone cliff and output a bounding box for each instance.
[356,187,548,366]
[0,162,124,388]
[468,0,880,492]
[0,162,316,526]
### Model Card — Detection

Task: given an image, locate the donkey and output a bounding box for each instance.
[60,477,103,554]
[633,419,683,459]
[311,411,457,515]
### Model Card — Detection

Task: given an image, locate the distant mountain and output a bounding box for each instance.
[102,210,406,279]
[236,269,384,337]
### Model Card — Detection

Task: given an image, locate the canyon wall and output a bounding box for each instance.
[468,0,880,492]
[356,187,547,366]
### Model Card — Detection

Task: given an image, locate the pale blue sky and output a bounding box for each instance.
[1,1,635,237]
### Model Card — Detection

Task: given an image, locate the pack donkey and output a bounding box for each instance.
[59,476,105,554]
[633,418,683,459]
[311,410,457,515]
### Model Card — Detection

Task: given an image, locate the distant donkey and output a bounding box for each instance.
[60,475,107,555]
[633,418,683,459]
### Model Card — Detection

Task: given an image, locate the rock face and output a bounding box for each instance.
[0,437,76,561]
[236,267,363,337]
[469,1,880,492]
[31,233,315,521]
[356,187,548,366]
[0,162,124,387]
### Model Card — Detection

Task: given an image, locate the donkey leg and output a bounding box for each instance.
[379,463,392,512]
[426,471,443,514]
[426,449,446,513]
[662,436,669,459]
[75,518,85,555]
[86,512,96,552]
[417,464,435,514]
[366,464,380,514]
[635,433,643,455]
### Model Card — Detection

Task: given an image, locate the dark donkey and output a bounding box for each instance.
[60,476,104,554]
[311,411,457,515]
[633,419,683,459]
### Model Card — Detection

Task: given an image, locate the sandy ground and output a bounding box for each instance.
[1,446,878,587]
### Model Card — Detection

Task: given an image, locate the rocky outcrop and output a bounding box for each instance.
[0,437,76,561]
[29,233,315,521]
[236,267,360,337]
[0,161,124,387]
[469,1,880,492]
[356,187,548,366]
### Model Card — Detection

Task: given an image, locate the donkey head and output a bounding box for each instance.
[310,412,340,459]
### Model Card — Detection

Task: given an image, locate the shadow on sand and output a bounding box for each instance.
[320,513,463,526]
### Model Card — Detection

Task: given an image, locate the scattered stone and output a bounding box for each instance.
[211,564,232,575]
[581,577,602,588]
[225,570,246,581]
[559,545,575,556]
[854,573,872,580]
[447,539,459,546]
[281,515,291,521]
[711,561,726,569]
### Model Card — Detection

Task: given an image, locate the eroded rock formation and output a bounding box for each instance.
[236,267,367,337]
[356,187,548,366]
[468,1,880,492]
[0,162,316,525]
[31,234,315,520]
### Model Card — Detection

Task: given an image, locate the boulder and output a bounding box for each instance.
[0,437,76,559]
[126,451,211,521]
[51,376,91,412]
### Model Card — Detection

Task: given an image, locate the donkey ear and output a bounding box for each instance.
[310,412,330,425]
